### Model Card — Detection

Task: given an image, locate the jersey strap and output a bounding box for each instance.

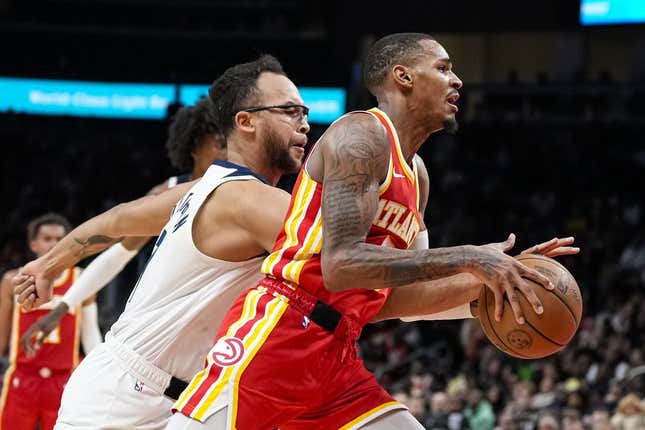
[212,160,268,184]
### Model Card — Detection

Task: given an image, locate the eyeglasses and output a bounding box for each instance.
[240,104,309,124]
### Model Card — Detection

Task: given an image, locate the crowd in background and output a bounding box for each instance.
[361,88,645,428]
[1,82,645,429]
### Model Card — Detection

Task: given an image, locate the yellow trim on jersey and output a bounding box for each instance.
[378,154,394,196]
[261,173,317,275]
[362,109,394,195]
[72,307,81,369]
[191,295,288,422]
[68,267,81,368]
[174,287,266,411]
[229,297,288,428]
[413,159,420,212]
[282,210,323,283]
[0,301,22,428]
[369,108,415,183]
[339,401,405,430]
[0,364,15,429]
[53,267,71,289]
[8,295,21,366]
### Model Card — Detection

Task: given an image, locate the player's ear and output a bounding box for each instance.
[234,111,255,134]
[392,65,413,89]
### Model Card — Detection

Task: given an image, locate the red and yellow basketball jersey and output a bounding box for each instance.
[261,108,422,325]
[9,267,82,371]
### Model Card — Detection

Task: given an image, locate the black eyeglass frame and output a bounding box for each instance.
[239,104,310,118]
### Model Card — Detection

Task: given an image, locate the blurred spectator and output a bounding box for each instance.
[588,407,612,430]
[426,392,451,430]
[610,394,645,430]
[464,389,495,430]
[536,412,559,430]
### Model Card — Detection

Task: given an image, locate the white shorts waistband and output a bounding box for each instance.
[104,332,172,395]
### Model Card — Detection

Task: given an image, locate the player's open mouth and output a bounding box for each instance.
[447,92,459,113]
[290,142,306,155]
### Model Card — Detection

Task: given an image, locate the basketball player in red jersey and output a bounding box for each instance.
[170,33,559,429]
[19,98,226,354]
[0,213,102,430]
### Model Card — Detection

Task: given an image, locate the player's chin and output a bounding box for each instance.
[442,116,459,135]
[284,152,304,174]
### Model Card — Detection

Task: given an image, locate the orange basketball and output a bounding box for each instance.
[478,254,582,359]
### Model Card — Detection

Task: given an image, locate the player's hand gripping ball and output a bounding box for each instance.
[479,254,582,359]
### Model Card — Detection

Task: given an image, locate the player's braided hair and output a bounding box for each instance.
[208,54,286,138]
[165,97,222,172]
[363,32,435,96]
[27,213,71,241]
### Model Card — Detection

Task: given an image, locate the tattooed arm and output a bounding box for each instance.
[13,180,196,310]
[318,114,553,324]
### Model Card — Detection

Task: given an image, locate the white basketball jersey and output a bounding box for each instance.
[109,160,266,381]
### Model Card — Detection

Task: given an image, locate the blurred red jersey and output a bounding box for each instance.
[0,267,83,430]
[12,267,83,370]
[261,107,422,325]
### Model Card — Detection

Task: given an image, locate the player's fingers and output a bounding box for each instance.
[545,246,580,257]
[557,236,575,245]
[11,273,30,287]
[17,284,36,305]
[35,330,47,348]
[542,237,575,254]
[492,287,504,322]
[502,233,516,252]
[522,237,558,255]
[504,283,525,325]
[538,237,560,253]
[518,264,554,290]
[20,331,35,356]
[13,276,34,297]
[516,277,544,315]
[21,296,35,312]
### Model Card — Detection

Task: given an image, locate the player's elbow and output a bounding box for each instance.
[321,252,353,292]
[106,203,131,236]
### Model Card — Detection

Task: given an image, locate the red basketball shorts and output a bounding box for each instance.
[0,365,70,430]
[173,283,405,429]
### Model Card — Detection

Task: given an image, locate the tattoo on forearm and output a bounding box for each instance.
[73,235,123,258]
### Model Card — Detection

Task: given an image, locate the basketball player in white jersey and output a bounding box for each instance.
[13,55,309,429]
[14,54,578,429]
[18,97,226,358]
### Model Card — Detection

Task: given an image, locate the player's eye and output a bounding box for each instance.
[283,106,300,117]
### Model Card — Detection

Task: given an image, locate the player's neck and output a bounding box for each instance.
[377,98,438,163]
[226,146,281,186]
[192,164,207,181]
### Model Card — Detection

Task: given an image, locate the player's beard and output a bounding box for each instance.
[443,117,459,134]
[264,128,301,174]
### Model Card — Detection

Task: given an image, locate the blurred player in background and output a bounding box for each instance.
[0,213,102,430]
[19,97,226,355]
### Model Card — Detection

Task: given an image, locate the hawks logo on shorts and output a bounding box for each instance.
[210,337,245,367]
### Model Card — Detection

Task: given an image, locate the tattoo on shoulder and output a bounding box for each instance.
[322,117,389,248]
[326,117,388,179]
